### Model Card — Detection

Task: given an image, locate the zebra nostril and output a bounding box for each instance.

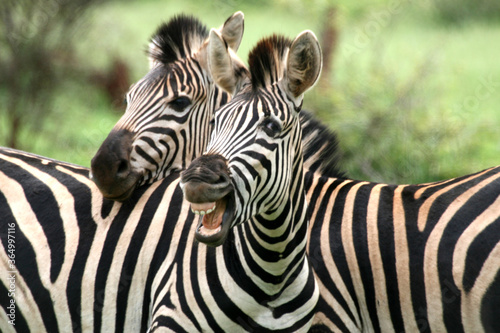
[116,160,130,178]
[216,174,230,185]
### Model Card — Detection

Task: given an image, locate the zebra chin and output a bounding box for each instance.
[90,170,141,201]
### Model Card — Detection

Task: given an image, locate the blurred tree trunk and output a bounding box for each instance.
[319,6,338,88]
[0,0,104,149]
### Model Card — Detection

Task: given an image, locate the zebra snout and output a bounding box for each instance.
[180,154,233,204]
[91,129,141,201]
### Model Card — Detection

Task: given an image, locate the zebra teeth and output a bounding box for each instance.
[198,224,222,237]
[191,202,216,216]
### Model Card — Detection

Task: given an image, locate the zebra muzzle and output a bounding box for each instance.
[180,154,235,246]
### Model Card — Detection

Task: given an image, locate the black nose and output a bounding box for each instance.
[91,129,137,199]
[181,154,233,203]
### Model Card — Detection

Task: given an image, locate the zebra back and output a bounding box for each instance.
[0,146,199,332]
[306,158,500,331]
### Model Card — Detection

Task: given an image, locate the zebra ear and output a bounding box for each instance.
[208,28,247,95]
[284,30,322,101]
[219,11,244,52]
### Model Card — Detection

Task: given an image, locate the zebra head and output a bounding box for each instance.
[181,30,322,246]
[90,13,246,201]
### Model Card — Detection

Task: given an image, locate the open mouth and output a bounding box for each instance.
[190,194,234,247]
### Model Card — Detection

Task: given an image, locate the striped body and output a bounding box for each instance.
[0,117,338,332]
[0,148,187,331]
[0,143,319,331]
[307,166,500,332]
[4,140,499,332]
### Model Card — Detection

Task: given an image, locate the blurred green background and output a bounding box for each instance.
[1,0,499,184]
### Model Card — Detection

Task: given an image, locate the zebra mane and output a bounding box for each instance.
[300,110,346,178]
[148,15,209,65]
[247,34,292,90]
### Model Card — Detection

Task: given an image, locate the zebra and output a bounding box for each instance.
[177,28,500,332]
[179,31,322,331]
[90,12,245,201]
[0,12,247,332]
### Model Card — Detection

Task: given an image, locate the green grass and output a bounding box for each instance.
[1,0,499,183]
[29,83,120,166]
[1,81,120,167]
[310,6,500,183]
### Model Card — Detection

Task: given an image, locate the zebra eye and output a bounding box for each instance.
[260,118,282,138]
[168,96,191,112]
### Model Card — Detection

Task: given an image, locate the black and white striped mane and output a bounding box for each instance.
[148,15,209,64]
[247,34,292,90]
[300,110,345,178]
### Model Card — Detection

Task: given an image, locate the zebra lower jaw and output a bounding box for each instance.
[198,219,222,237]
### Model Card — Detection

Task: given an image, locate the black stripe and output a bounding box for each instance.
[308,179,359,325]
[376,185,405,332]
[114,179,172,332]
[0,280,31,332]
[0,161,66,283]
[351,183,381,332]
[0,191,60,332]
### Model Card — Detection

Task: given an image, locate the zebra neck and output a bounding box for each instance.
[229,174,311,294]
